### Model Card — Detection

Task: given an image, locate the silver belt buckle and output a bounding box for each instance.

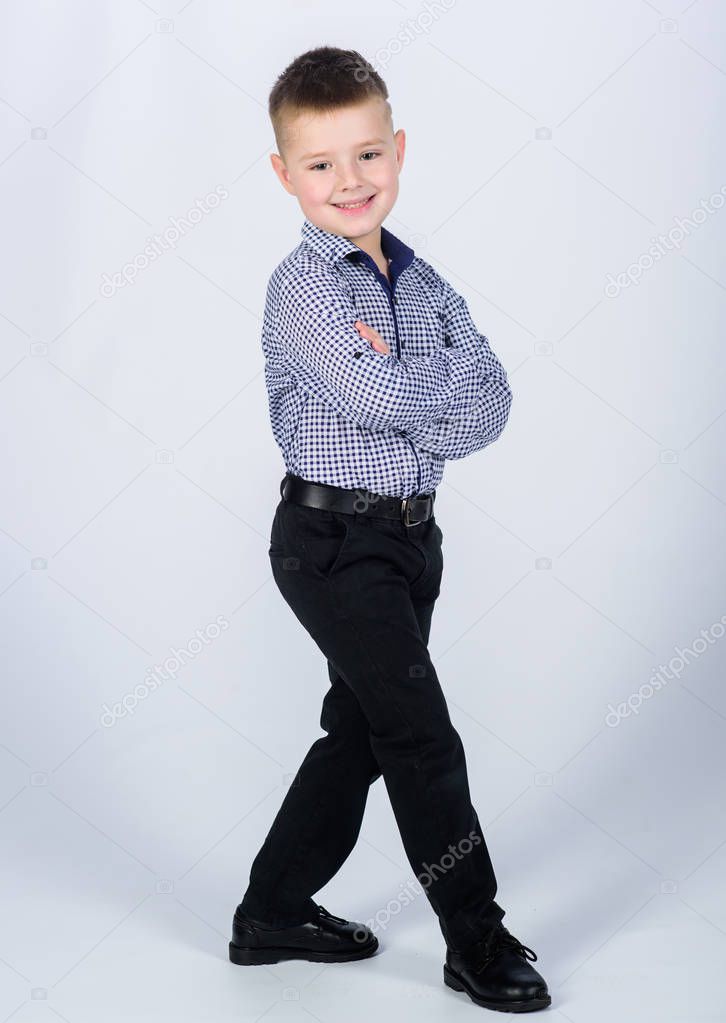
[401,496,422,527]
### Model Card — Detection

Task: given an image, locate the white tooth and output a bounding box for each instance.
[336,196,370,208]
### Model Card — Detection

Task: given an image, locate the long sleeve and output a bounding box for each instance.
[272,263,488,433]
[403,373,512,459]
[402,277,513,459]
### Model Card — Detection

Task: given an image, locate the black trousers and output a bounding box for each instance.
[239,484,505,950]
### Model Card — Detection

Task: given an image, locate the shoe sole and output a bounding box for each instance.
[443,963,551,1013]
[229,936,378,965]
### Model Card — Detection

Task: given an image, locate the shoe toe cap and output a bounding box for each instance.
[347,922,378,951]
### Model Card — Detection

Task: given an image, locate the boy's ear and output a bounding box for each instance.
[394,128,406,172]
[270,153,297,196]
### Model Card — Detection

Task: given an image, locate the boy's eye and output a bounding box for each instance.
[309,152,381,171]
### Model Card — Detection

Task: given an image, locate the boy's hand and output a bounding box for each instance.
[355,319,390,355]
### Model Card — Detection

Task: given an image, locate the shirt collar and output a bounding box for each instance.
[301,218,416,279]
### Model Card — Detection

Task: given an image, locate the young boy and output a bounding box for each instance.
[229,46,551,1014]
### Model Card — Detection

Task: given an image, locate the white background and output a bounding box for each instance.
[1,2,725,1020]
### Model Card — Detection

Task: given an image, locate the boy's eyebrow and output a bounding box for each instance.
[298,138,387,163]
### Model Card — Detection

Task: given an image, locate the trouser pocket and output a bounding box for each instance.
[270,500,352,581]
[291,503,351,580]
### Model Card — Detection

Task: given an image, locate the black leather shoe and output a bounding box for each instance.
[444,923,551,1012]
[229,903,379,965]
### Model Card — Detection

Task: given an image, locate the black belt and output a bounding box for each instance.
[280,473,436,527]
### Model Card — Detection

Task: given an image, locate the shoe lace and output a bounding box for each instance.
[315,904,346,925]
[469,925,538,975]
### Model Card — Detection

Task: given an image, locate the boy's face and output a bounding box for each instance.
[270,97,405,246]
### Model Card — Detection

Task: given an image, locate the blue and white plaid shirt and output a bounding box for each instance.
[261,217,513,499]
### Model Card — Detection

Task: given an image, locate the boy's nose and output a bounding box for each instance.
[337,170,365,189]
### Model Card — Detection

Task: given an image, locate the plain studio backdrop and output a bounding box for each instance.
[1,2,725,1021]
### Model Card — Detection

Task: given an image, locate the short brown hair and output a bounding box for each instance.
[269,46,392,162]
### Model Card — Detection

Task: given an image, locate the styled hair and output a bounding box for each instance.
[269,46,392,162]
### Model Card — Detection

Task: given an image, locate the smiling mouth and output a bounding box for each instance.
[331,194,376,210]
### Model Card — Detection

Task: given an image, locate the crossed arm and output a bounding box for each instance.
[400,280,513,459]
[273,263,512,458]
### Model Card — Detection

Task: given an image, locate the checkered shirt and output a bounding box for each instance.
[261,217,512,498]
